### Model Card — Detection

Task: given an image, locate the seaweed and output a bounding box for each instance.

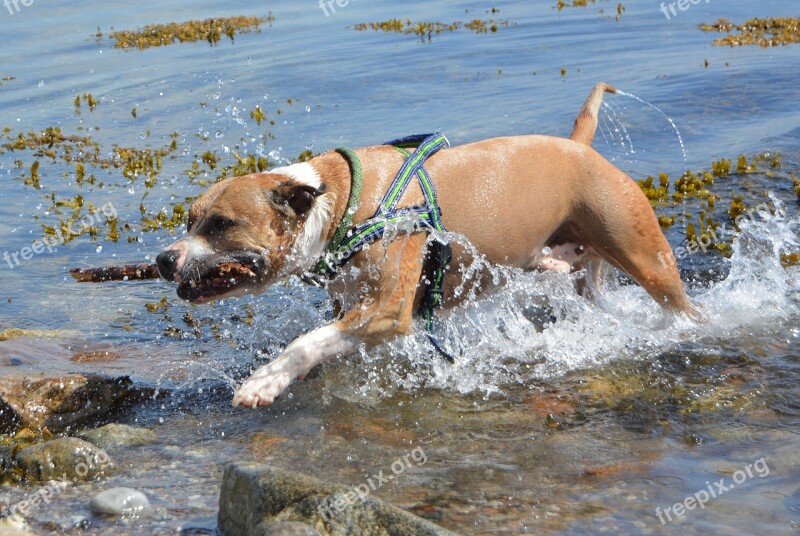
[700,17,800,47]
[108,14,272,50]
[353,18,515,41]
[556,0,625,22]
[636,153,797,255]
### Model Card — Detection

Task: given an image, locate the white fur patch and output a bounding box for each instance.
[272,162,332,273]
[272,162,323,189]
[291,194,332,270]
[231,324,358,407]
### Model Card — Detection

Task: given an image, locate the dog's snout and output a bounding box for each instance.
[156,249,182,281]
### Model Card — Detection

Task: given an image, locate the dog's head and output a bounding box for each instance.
[156,164,329,302]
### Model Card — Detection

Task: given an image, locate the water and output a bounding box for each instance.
[604,90,688,163]
[1,1,800,534]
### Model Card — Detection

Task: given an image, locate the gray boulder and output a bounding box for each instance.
[14,437,113,482]
[218,462,458,536]
[257,521,321,536]
[77,423,156,449]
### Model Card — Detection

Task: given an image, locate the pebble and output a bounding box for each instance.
[89,487,150,516]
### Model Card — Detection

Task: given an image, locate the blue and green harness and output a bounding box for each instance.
[313,132,455,362]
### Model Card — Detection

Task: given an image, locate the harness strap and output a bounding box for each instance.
[329,148,363,251]
[314,148,363,276]
[379,133,449,225]
[420,240,455,363]
[314,133,455,362]
[392,145,446,232]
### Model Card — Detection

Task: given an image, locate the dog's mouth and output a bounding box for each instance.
[177,257,266,303]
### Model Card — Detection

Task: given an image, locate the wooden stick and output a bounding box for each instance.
[70,263,160,283]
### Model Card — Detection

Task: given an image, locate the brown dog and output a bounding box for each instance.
[156,83,694,408]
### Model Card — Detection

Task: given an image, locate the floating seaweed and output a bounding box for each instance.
[353,17,515,41]
[636,153,796,256]
[700,17,800,47]
[556,0,625,22]
[109,14,272,50]
[74,93,98,111]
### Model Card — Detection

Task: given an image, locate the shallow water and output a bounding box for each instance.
[1,1,800,534]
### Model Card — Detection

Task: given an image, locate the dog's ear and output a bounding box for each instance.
[272,182,327,216]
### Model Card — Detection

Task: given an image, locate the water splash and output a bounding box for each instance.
[323,207,800,401]
[615,89,688,162]
[599,99,637,158]
[161,200,799,404]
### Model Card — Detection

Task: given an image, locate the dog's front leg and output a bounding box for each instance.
[232,234,427,408]
[231,324,359,407]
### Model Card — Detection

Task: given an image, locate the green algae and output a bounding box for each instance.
[0,328,70,341]
[556,0,625,22]
[637,153,797,256]
[250,105,269,125]
[353,17,515,41]
[0,92,316,243]
[700,17,800,47]
[108,14,271,50]
[74,93,98,111]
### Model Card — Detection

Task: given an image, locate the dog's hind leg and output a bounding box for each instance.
[571,82,617,147]
[578,168,695,315]
[232,234,427,408]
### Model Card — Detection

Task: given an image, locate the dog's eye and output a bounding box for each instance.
[206,215,237,235]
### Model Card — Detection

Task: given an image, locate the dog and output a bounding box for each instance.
[156,83,695,408]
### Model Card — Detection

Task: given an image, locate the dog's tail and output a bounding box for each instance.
[570,82,617,147]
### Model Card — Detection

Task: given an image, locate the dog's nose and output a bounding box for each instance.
[156,249,181,281]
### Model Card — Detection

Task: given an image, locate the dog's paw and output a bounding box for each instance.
[232,363,295,408]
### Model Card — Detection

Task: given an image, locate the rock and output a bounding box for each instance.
[14,437,113,482]
[0,513,39,535]
[0,328,71,342]
[218,462,457,536]
[89,487,150,516]
[0,374,154,434]
[256,521,321,536]
[76,423,156,449]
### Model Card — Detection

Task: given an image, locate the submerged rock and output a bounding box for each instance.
[14,437,113,482]
[77,423,156,449]
[257,521,321,536]
[89,487,150,516]
[0,374,153,434]
[0,514,39,535]
[218,462,457,536]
